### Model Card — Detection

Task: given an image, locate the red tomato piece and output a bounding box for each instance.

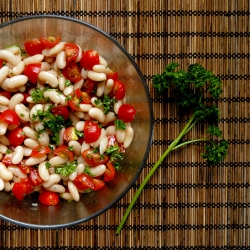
[54,145,74,161]
[63,127,79,142]
[0,59,3,68]
[51,106,70,120]
[0,91,11,99]
[73,173,95,191]
[8,127,26,147]
[83,120,101,144]
[18,160,30,174]
[112,80,126,100]
[29,167,44,186]
[118,103,136,123]
[2,152,13,166]
[23,63,41,84]
[103,161,116,182]
[12,178,34,201]
[92,178,105,190]
[107,71,119,81]
[62,61,82,82]
[0,110,20,126]
[40,36,61,48]
[24,39,46,56]
[81,79,97,93]
[38,191,60,206]
[21,93,30,105]
[80,50,100,70]
[64,42,79,62]
[67,89,91,112]
[81,148,109,167]
[107,135,125,153]
[31,145,51,158]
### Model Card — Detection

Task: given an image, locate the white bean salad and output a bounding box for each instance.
[0,36,136,205]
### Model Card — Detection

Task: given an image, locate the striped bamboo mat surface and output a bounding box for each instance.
[1,0,250,249]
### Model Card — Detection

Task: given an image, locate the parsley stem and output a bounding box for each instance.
[115,114,196,234]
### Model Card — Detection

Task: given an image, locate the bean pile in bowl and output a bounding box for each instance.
[0,15,153,229]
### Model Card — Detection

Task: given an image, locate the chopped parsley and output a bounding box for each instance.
[106,146,125,169]
[54,161,77,176]
[31,87,50,103]
[114,119,126,130]
[94,95,117,114]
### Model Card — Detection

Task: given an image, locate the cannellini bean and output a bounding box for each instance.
[103,112,116,125]
[69,113,80,126]
[92,128,106,148]
[58,128,65,146]
[34,122,44,131]
[26,96,35,103]
[23,54,44,65]
[15,103,30,122]
[49,156,68,166]
[74,111,85,119]
[0,178,4,191]
[6,75,28,89]
[43,173,61,188]
[8,166,27,178]
[0,135,10,146]
[24,138,39,149]
[0,121,8,135]
[104,79,114,95]
[96,80,105,97]
[43,89,61,104]
[73,79,84,90]
[99,136,108,155]
[37,131,50,146]
[0,162,13,181]
[99,56,108,66]
[56,51,66,69]
[11,61,25,76]
[116,129,126,143]
[42,48,50,57]
[23,146,32,156]
[40,62,51,71]
[60,192,73,200]
[0,96,9,106]
[75,45,82,62]
[9,93,24,110]
[0,50,18,65]
[75,121,85,132]
[46,184,66,193]
[93,64,112,75]
[69,170,77,181]
[38,71,59,88]
[5,46,21,54]
[58,76,65,91]
[0,143,7,153]
[0,66,9,85]
[68,141,81,156]
[38,161,50,181]
[12,146,24,164]
[77,155,84,164]
[81,141,90,153]
[48,42,66,56]
[68,181,80,201]
[89,164,106,177]
[25,155,47,166]
[81,68,88,79]
[89,107,105,123]
[114,100,123,114]
[63,85,74,96]
[30,104,43,120]
[77,163,85,174]
[0,105,8,112]
[4,180,11,192]
[80,104,92,112]
[1,78,19,92]
[23,126,37,140]
[87,71,106,81]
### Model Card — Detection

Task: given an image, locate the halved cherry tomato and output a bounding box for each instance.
[40,36,61,48]
[81,79,97,93]
[82,148,109,167]
[92,178,105,190]
[54,145,74,161]
[83,120,101,144]
[118,103,136,122]
[0,109,20,126]
[80,50,100,70]
[65,42,79,62]
[2,152,13,166]
[62,61,82,82]
[18,160,30,174]
[38,191,60,206]
[12,178,34,201]
[24,39,46,56]
[8,127,26,147]
[63,127,79,142]
[23,63,41,84]
[29,167,44,186]
[0,59,3,68]
[103,161,116,182]
[112,80,126,100]
[51,106,70,120]
[0,91,11,99]
[31,145,51,158]
[107,71,119,81]
[68,89,91,111]
[73,173,95,191]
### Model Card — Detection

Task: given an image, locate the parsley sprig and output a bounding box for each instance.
[106,146,125,169]
[116,63,229,234]
[54,161,77,176]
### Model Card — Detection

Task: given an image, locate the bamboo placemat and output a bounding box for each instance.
[0,0,250,248]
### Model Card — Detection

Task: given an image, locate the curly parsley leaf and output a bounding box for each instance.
[54,161,77,176]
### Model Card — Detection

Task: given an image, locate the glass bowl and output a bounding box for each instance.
[0,15,153,229]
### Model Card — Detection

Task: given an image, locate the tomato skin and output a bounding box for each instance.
[0,59,3,69]
[40,36,61,48]
[18,160,30,174]
[54,145,74,161]
[21,93,30,105]
[8,127,26,147]
[62,61,82,82]
[63,127,79,142]
[29,167,44,186]
[118,103,136,122]
[107,135,125,153]
[80,50,100,70]
[31,145,51,158]
[92,178,105,190]
[68,89,91,111]
[0,91,11,99]
[107,71,119,81]
[2,152,13,166]
[51,106,70,120]
[0,110,20,126]
[84,120,101,144]
[112,80,126,100]
[73,173,95,191]
[23,63,41,84]
[82,148,109,167]
[81,79,96,93]
[103,161,116,182]
[24,39,46,56]
[38,191,60,206]
[64,43,79,62]
[12,178,34,201]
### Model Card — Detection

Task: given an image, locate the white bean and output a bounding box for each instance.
[77,163,85,174]
[4,180,11,191]
[37,131,50,146]
[34,122,44,131]
[68,181,80,201]
[42,49,50,57]
[12,146,24,164]
[75,45,82,62]
[0,105,8,112]
[11,61,25,76]
[58,127,65,146]
[88,107,105,122]
[99,56,108,66]
[74,111,85,119]
[58,76,65,91]
[23,54,44,65]
[0,143,7,153]
[38,161,50,181]
[43,173,61,188]
[23,126,37,140]
[99,136,108,155]
[23,146,32,156]
[0,162,13,181]
[15,103,30,122]
[103,112,116,125]
[60,94,67,105]
[63,85,74,96]
[81,141,90,153]
[40,62,51,71]
[43,89,61,104]
[24,138,39,149]
[0,121,8,135]
[1,78,19,92]
[49,156,68,167]
[38,71,59,88]
[116,129,126,143]
[114,100,123,114]
[104,79,114,95]
[25,155,47,166]
[30,104,43,120]
[68,140,81,156]
[69,113,80,126]
[46,184,66,193]
[8,166,27,178]
[0,178,4,191]
[93,64,112,75]
[9,93,24,110]
[0,96,9,106]
[73,79,84,90]
[80,104,92,112]
[5,46,21,54]
[89,164,106,177]
[56,51,66,69]
[60,192,73,201]
[69,170,77,181]
[87,71,106,81]
[81,68,88,79]
[6,75,28,89]
[92,128,106,148]
[75,121,85,132]
[48,42,66,56]
[0,135,10,146]
[0,66,9,85]
[96,80,105,97]
[0,50,17,65]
